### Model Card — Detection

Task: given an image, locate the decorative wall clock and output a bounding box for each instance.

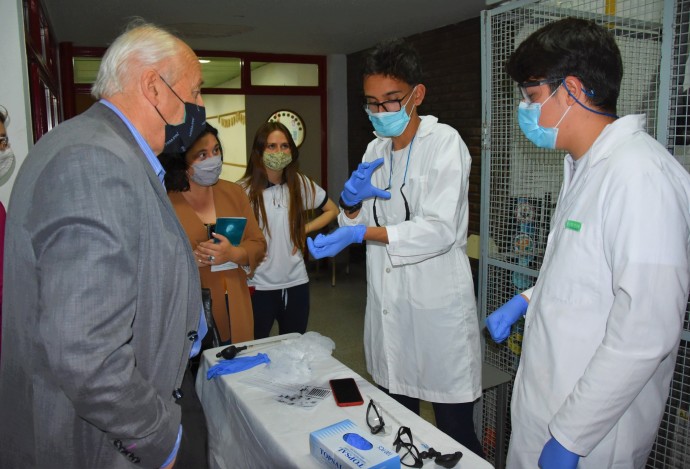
[267,109,305,147]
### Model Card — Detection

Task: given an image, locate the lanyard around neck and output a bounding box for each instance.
[373,136,415,227]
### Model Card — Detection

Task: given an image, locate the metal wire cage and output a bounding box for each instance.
[479,0,689,467]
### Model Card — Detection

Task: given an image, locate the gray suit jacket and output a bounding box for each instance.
[0,103,202,468]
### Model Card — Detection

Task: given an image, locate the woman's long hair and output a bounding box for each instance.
[242,122,315,249]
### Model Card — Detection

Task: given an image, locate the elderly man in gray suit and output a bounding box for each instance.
[0,21,208,468]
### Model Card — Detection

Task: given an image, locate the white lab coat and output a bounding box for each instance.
[507,115,690,468]
[339,115,482,403]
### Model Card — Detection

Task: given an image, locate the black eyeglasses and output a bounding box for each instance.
[373,184,410,227]
[393,426,462,469]
[363,89,414,113]
[366,399,386,434]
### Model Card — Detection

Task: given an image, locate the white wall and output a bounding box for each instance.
[203,94,247,182]
[0,0,33,206]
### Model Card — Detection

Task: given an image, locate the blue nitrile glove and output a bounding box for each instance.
[485,294,528,343]
[538,437,580,469]
[340,158,391,206]
[307,225,367,259]
[206,353,270,379]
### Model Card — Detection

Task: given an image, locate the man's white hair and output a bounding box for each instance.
[91,19,183,99]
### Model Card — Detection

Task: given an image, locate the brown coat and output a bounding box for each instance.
[169,180,266,343]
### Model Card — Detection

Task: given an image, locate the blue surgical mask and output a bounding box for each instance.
[190,155,222,186]
[366,87,417,137]
[517,84,571,149]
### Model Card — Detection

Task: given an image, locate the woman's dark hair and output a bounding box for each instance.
[361,38,423,86]
[158,123,222,192]
[241,121,315,249]
[505,18,623,114]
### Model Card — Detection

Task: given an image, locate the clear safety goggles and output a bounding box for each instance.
[518,78,564,104]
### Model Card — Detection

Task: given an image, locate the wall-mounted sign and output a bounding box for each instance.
[267,109,305,147]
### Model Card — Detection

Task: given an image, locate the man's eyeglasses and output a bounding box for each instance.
[364,89,414,113]
[366,399,386,434]
[0,137,8,149]
[517,77,563,104]
[393,426,462,469]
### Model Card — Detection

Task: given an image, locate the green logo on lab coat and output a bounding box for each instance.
[565,220,582,231]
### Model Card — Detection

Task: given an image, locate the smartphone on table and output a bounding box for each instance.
[329,377,364,407]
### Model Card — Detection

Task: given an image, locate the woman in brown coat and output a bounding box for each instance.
[160,124,266,343]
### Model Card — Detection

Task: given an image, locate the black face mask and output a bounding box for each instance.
[155,75,206,153]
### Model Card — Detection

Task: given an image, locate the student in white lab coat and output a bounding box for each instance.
[307,39,484,457]
[486,18,690,469]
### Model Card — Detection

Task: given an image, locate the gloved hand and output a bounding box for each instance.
[485,294,528,343]
[206,353,270,379]
[340,157,391,206]
[307,225,367,259]
[538,437,580,469]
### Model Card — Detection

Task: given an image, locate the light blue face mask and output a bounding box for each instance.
[517,84,571,149]
[365,87,417,137]
[190,155,222,186]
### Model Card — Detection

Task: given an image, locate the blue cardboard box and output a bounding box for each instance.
[309,419,400,469]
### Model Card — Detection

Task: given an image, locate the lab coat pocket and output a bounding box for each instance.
[404,254,459,310]
[540,226,603,307]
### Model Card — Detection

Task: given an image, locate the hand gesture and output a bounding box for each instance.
[306,225,367,259]
[340,158,391,206]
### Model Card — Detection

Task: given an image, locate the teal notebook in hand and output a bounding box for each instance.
[214,217,247,246]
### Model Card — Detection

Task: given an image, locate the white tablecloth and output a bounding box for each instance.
[196,334,494,469]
